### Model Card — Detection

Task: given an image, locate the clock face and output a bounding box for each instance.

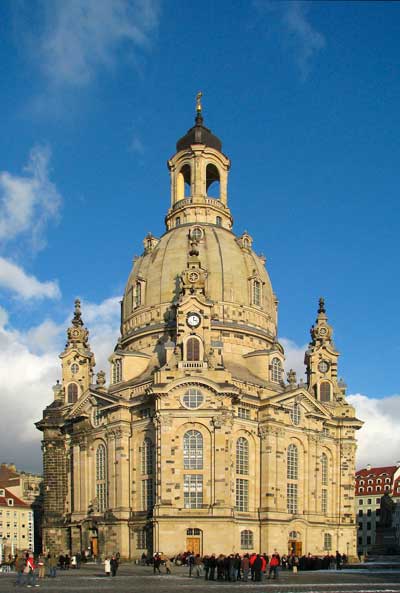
[318,360,330,373]
[319,327,327,336]
[188,271,199,283]
[187,312,201,328]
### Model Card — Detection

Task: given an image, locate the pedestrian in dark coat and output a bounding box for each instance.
[208,554,217,580]
[110,554,118,577]
[253,554,263,581]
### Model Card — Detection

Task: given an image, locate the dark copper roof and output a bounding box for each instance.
[176,113,222,152]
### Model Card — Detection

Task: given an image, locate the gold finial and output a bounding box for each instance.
[196,91,203,113]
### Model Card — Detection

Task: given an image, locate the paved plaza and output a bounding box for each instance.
[1,564,400,593]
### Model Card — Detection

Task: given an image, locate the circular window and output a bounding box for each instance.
[182,388,204,409]
[191,227,203,242]
[290,402,301,426]
[70,363,79,375]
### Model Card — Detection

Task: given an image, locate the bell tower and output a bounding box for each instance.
[305,298,346,403]
[58,299,95,405]
[165,93,232,230]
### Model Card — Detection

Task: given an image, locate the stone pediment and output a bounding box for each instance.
[65,389,122,420]
[265,388,331,420]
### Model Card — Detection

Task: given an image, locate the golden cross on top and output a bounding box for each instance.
[196,91,203,113]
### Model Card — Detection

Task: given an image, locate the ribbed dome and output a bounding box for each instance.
[176,113,222,153]
[122,225,276,341]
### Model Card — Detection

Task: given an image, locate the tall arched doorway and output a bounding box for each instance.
[186,528,202,554]
[288,530,302,556]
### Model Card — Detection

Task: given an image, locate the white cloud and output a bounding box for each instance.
[281,337,307,381]
[256,0,325,80]
[0,146,62,252]
[0,257,60,300]
[348,393,400,469]
[38,0,160,87]
[283,1,325,80]
[0,296,120,472]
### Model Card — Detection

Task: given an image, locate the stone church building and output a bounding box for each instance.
[37,103,362,559]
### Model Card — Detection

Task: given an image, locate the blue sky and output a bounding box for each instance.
[0,0,399,472]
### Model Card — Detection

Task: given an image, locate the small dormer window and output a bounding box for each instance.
[7,499,14,506]
[112,359,122,384]
[252,280,261,306]
[0,489,4,496]
[134,282,142,307]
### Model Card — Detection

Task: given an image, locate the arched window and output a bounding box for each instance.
[191,227,203,242]
[177,164,191,200]
[321,453,328,486]
[320,382,331,402]
[376,485,381,492]
[134,282,142,307]
[176,216,181,226]
[236,437,249,475]
[112,359,122,384]
[67,383,78,404]
[324,533,332,551]
[240,530,253,549]
[141,438,153,475]
[322,488,328,514]
[290,403,301,426]
[206,163,220,198]
[183,430,203,469]
[252,280,261,306]
[186,337,201,361]
[289,530,299,540]
[96,444,107,512]
[216,216,222,226]
[287,444,298,480]
[271,358,282,383]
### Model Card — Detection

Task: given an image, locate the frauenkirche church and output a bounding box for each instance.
[37,99,362,560]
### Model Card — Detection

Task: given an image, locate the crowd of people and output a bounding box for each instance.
[147,550,348,580]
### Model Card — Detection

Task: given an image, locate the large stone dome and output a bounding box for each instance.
[121,224,277,348]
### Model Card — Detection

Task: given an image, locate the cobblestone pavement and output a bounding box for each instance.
[1,564,400,593]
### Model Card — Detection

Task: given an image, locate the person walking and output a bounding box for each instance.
[164,556,172,574]
[26,552,38,588]
[153,553,161,574]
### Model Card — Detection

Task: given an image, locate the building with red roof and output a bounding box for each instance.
[355,463,400,555]
[0,485,33,559]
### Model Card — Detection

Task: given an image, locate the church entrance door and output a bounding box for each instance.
[186,537,201,554]
[186,528,202,554]
[288,540,302,556]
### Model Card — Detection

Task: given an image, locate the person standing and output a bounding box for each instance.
[153,553,161,574]
[104,557,111,576]
[37,553,46,580]
[241,554,250,582]
[15,554,26,586]
[208,554,217,580]
[253,554,262,582]
[48,553,57,578]
[335,551,342,570]
[110,554,118,577]
[268,554,279,579]
[26,552,37,588]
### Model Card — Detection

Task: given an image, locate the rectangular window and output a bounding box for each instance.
[136,529,147,549]
[236,478,249,512]
[367,522,371,530]
[321,489,328,514]
[183,475,203,509]
[367,509,371,517]
[358,536,362,545]
[367,536,371,545]
[359,499,363,505]
[358,510,363,517]
[287,483,298,514]
[238,407,250,420]
[141,479,154,511]
[367,498,372,504]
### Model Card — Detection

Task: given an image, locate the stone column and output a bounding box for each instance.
[106,430,116,509]
[72,443,81,512]
[114,427,131,511]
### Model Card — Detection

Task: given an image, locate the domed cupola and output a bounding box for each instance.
[176,108,222,153]
[166,93,232,231]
